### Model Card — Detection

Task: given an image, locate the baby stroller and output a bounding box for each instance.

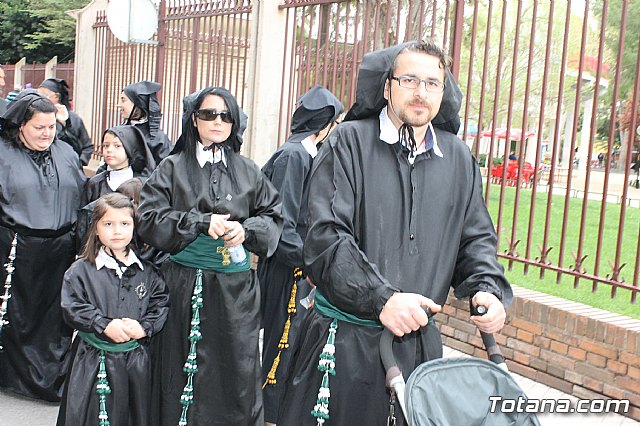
[380,305,541,426]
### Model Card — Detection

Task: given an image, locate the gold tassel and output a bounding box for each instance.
[262,268,301,388]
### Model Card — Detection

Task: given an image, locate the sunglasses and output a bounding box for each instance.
[194,109,233,123]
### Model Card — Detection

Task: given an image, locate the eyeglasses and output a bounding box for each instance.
[194,109,233,123]
[391,76,445,93]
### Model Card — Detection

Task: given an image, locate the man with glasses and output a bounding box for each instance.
[278,40,512,425]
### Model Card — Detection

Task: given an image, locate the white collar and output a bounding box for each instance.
[300,135,318,158]
[379,107,443,159]
[95,247,144,278]
[196,142,227,168]
[106,166,134,191]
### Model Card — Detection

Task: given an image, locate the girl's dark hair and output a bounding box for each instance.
[115,177,143,206]
[81,192,136,263]
[180,86,243,192]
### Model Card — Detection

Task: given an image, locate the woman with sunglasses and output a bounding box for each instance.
[137,86,283,426]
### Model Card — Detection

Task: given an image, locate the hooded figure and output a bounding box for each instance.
[77,125,157,251]
[121,81,172,164]
[38,78,93,166]
[0,92,86,402]
[277,41,512,426]
[137,86,282,426]
[257,85,343,423]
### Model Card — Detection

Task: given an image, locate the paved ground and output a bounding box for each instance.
[1,346,636,426]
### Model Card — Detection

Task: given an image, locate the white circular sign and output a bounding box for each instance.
[107,0,158,43]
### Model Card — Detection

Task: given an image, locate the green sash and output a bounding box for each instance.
[314,289,435,329]
[78,331,140,352]
[170,234,251,272]
[314,289,384,329]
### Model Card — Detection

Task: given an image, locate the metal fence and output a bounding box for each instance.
[1,61,75,101]
[88,0,638,302]
[90,0,252,148]
[276,0,640,303]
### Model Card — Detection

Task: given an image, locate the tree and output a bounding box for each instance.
[0,0,90,63]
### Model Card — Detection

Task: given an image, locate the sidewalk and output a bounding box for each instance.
[1,346,637,425]
[443,346,639,426]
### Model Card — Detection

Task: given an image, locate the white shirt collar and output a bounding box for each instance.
[106,166,134,191]
[95,247,144,278]
[379,107,443,160]
[300,135,319,158]
[196,142,227,168]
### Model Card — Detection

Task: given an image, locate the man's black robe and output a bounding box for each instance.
[0,138,86,401]
[137,150,283,426]
[257,138,314,422]
[56,258,169,426]
[278,118,513,425]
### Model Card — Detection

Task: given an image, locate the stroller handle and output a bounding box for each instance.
[380,302,507,382]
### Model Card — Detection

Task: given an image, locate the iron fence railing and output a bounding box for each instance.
[277,0,639,303]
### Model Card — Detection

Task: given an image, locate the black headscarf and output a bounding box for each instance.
[289,84,343,143]
[39,78,72,110]
[122,81,164,150]
[103,125,156,175]
[344,41,462,135]
[171,87,248,155]
[0,92,53,130]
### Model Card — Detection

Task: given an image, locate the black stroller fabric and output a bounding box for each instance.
[405,358,541,426]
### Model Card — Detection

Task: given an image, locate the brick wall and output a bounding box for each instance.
[438,285,640,421]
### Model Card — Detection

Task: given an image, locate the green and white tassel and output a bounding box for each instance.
[178,269,204,426]
[96,350,111,426]
[311,318,338,425]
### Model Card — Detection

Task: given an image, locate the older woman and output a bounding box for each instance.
[0,93,87,401]
[138,86,282,425]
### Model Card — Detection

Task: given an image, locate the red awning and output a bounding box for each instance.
[481,128,536,140]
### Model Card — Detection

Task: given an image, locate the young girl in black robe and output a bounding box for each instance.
[137,86,282,425]
[57,192,169,426]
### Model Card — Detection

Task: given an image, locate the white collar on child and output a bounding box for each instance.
[96,247,144,278]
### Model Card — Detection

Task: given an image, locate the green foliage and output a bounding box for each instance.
[0,0,90,63]
[486,183,639,317]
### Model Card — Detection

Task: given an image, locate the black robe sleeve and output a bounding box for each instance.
[451,156,511,303]
[260,150,307,265]
[304,132,400,320]
[137,159,211,254]
[137,266,170,338]
[236,161,283,258]
[61,262,112,335]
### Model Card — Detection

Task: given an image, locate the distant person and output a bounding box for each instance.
[118,81,172,165]
[57,192,169,426]
[598,152,604,168]
[0,65,7,114]
[509,151,517,161]
[0,93,86,401]
[258,84,343,425]
[38,78,93,166]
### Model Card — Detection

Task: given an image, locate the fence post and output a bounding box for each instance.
[244,0,288,166]
[69,0,108,139]
[13,58,26,89]
[45,56,57,80]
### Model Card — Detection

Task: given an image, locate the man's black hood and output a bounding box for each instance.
[343,41,462,135]
[289,84,343,142]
